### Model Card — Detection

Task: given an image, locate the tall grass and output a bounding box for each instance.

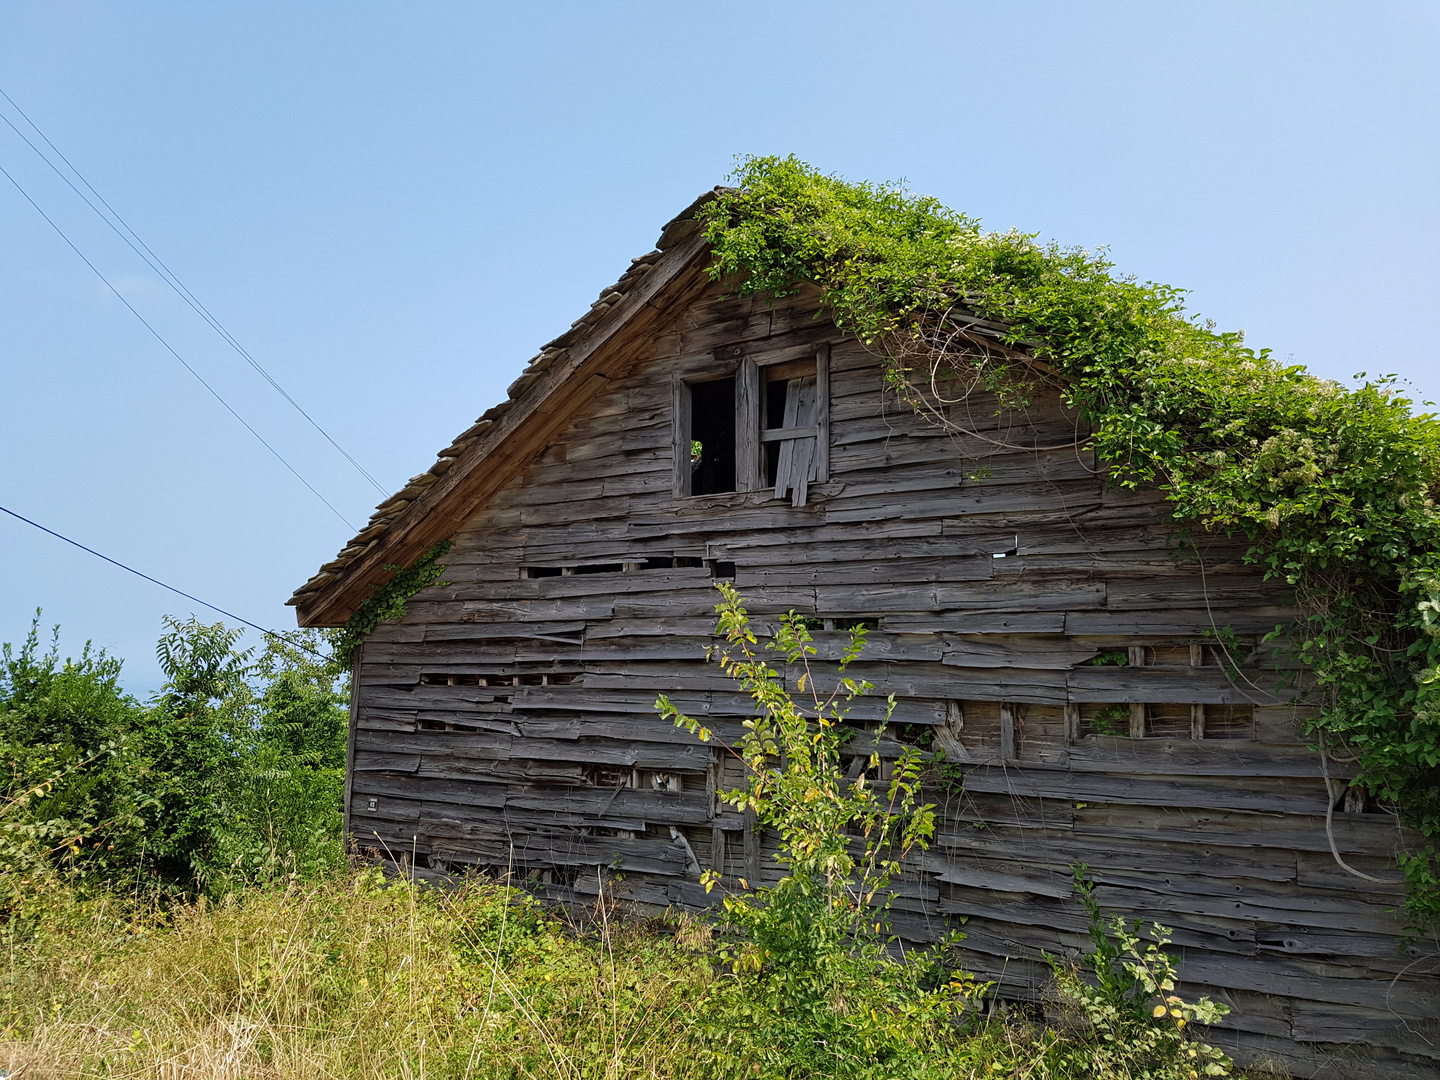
[1,869,717,1080]
[1,867,1272,1080]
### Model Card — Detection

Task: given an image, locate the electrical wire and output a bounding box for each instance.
[0,87,388,496]
[0,502,326,659]
[0,159,358,531]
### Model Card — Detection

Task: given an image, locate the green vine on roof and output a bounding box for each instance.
[329,540,453,673]
[698,155,1440,927]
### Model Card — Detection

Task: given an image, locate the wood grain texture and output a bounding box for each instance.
[333,271,1435,1075]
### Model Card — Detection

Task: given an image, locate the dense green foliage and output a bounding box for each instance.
[662,588,969,1075]
[698,155,1440,924]
[1,614,348,900]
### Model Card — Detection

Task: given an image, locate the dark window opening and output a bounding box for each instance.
[574,563,624,575]
[709,560,736,579]
[483,675,513,687]
[641,556,675,570]
[675,556,705,569]
[525,566,563,579]
[517,673,546,686]
[764,379,788,487]
[690,377,736,495]
[765,378,790,428]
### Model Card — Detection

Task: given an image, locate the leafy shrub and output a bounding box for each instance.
[1,614,348,902]
[1046,869,1233,1079]
[661,584,983,1078]
[1,615,147,885]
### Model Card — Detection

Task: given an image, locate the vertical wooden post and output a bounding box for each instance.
[1191,705,1207,741]
[814,343,830,482]
[342,643,362,850]
[671,374,690,498]
[706,752,725,874]
[1127,646,1147,738]
[1000,703,1017,761]
[743,807,761,883]
[1064,702,1081,745]
[1189,643,1206,739]
[735,356,760,491]
[1129,703,1147,739]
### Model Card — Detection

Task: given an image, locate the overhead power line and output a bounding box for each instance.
[0,86,388,496]
[0,502,325,659]
[0,159,357,531]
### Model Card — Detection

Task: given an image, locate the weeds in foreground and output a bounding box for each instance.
[1,868,709,1080]
[1,867,1260,1080]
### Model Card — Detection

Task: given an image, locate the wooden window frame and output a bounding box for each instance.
[673,364,740,498]
[674,344,831,501]
[737,342,830,498]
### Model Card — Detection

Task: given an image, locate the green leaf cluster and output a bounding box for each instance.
[1046,868,1234,1078]
[330,539,453,670]
[699,155,1440,924]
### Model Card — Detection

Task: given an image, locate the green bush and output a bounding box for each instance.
[1,614,348,902]
[1046,870,1233,1079]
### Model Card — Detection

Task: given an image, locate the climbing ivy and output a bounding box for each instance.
[329,541,453,672]
[698,155,1440,926]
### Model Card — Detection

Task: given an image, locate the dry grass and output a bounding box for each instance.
[1,869,714,1080]
[0,870,1276,1080]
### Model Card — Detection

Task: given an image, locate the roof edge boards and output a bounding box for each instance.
[294,228,713,627]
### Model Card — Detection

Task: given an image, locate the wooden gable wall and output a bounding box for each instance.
[349,279,1438,1079]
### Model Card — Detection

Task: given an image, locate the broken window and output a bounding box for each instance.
[679,376,737,496]
[762,359,823,505]
[673,343,831,504]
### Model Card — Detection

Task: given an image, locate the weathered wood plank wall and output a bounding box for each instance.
[349,281,1438,1079]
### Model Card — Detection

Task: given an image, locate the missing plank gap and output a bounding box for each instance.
[991,535,1020,559]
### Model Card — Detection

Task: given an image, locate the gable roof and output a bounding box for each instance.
[288,190,725,627]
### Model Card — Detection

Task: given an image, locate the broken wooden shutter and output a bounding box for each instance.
[761,344,829,507]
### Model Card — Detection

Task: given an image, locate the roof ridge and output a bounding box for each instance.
[287,188,725,611]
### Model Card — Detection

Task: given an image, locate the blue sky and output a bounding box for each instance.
[2,2,1436,694]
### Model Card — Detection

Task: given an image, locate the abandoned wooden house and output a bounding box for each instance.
[290,191,1439,1079]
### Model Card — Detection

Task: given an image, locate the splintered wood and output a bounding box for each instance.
[771,375,818,506]
[345,276,1438,1079]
